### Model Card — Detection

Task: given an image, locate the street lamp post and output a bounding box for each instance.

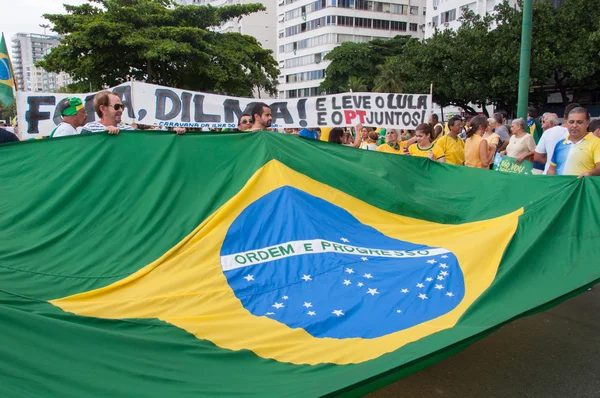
[516,0,533,119]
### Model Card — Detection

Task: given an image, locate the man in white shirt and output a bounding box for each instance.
[534,103,580,174]
[50,97,88,137]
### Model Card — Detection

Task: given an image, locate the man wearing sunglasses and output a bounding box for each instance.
[81,91,135,135]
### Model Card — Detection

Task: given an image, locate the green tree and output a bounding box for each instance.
[320,35,412,94]
[373,59,403,93]
[0,102,16,122]
[345,76,367,92]
[38,0,279,97]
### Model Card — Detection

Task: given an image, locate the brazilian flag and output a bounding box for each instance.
[0,132,599,396]
[0,33,15,106]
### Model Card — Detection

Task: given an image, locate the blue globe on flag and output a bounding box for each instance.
[220,186,465,339]
[0,58,12,81]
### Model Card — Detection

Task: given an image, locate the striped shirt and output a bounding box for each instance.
[81,121,135,134]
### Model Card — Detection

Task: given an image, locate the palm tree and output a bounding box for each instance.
[373,61,403,93]
[346,76,368,92]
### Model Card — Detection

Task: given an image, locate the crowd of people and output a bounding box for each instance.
[253,102,599,178]
[1,94,599,177]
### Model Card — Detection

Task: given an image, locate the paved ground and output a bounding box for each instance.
[369,284,600,398]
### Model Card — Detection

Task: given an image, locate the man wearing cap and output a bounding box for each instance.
[50,97,88,138]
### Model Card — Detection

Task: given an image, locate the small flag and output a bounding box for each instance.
[0,33,15,106]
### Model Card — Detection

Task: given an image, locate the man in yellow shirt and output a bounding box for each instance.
[547,107,600,177]
[376,129,408,154]
[434,115,465,165]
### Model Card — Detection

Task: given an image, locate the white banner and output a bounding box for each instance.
[16,82,432,139]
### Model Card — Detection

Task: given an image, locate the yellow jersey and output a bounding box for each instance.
[408,143,445,160]
[434,134,465,165]
[376,141,408,155]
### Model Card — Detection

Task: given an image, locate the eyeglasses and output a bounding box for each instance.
[108,104,124,111]
[240,119,251,124]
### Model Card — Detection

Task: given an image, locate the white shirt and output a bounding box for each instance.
[51,122,79,138]
[535,126,568,174]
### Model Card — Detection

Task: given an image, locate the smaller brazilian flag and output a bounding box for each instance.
[0,33,15,107]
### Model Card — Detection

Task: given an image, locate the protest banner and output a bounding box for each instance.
[493,153,534,174]
[16,82,432,139]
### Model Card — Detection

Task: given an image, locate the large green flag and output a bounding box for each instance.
[0,33,15,106]
[0,131,598,397]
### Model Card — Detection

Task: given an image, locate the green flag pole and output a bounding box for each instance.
[516,0,533,119]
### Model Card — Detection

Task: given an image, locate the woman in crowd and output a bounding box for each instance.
[328,127,345,144]
[361,130,379,150]
[483,117,500,165]
[464,114,490,169]
[500,118,536,164]
[376,129,407,154]
[408,123,446,162]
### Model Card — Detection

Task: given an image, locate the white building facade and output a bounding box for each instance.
[11,33,72,92]
[423,0,517,38]
[277,0,426,99]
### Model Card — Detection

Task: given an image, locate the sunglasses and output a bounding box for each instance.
[108,104,125,111]
[240,119,252,124]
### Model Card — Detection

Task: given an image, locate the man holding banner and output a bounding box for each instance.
[81,91,135,135]
[51,97,88,138]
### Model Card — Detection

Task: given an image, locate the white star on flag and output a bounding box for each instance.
[427,259,437,264]
[425,277,433,282]
[361,257,369,261]
[366,288,379,296]
[302,274,312,282]
[332,309,344,316]
[282,296,289,300]
[437,276,444,281]
[363,273,373,279]
[401,288,409,293]
[435,284,444,290]
[303,302,312,308]
[440,271,449,276]
[272,302,284,309]
[441,255,448,258]
[439,263,448,269]
[307,311,316,316]
[343,279,352,286]
[396,309,402,313]
[446,292,454,297]
[416,283,425,288]
[244,274,254,282]
[340,237,349,243]
[266,312,275,315]
[418,293,428,300]
[357,282,364,287]
[345,268,354,274]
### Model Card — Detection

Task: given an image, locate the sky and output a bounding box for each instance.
[1,0,88,53]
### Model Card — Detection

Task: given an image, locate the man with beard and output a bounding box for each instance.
[249,103,272,132]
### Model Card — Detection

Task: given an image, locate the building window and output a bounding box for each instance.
[409,23,418,32]
[410,6,419,15]
[440,9,456,23]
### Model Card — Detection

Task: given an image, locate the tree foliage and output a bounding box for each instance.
[38,0,279,96]
[320,35,412,93]
[321,0,600,112]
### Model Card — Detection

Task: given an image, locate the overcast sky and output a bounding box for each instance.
[2,0,88,53]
